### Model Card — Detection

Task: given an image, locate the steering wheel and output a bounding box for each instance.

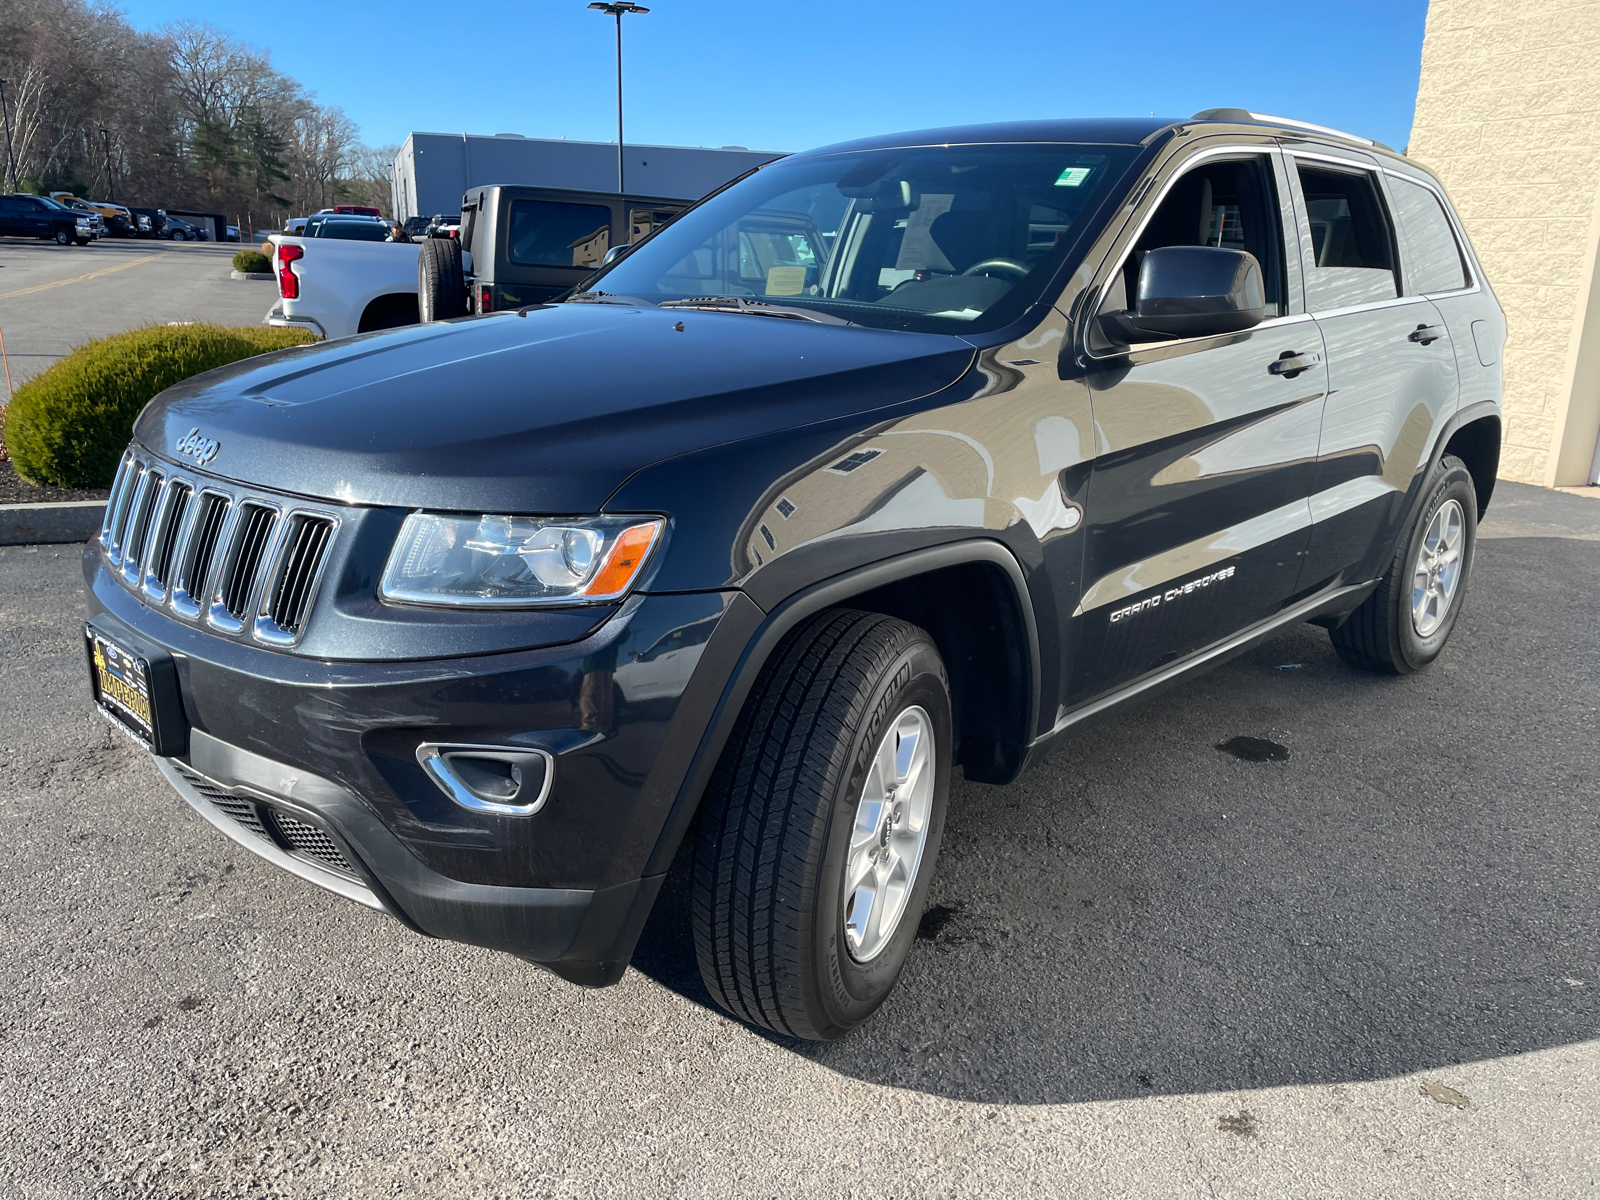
[961,258,1030,280]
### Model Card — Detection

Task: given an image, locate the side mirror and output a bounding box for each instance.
[1100,246,1266,344]
[602,243,633,265]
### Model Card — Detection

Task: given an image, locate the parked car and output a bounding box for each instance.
[164,215,200,241]
[127,207,166,238]
[334,204,383,218]
[226,225,241,242]
[0,193,97,245]
[402,215,437,238]
[94,203,139,237]
[85,111,1504,1041]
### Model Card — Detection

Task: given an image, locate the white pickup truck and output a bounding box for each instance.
[263,233,451,341]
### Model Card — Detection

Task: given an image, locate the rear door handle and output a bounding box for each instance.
[1409,323,1446,345]
[1268,350,1322,379]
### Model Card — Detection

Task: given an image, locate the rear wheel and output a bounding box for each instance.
[692,610,952,1041]
[418,237,467,321]
[1330,453,1477,674]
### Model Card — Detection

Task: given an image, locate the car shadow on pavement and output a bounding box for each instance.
[630,516,1600,1104]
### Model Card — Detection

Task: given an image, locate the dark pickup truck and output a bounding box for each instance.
[417,184,687,317]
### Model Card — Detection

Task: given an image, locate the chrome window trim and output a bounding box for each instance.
[415,743,556,817]
[1281,148,1463,317]
[253,510,341,647]
[1082,142,1300,364]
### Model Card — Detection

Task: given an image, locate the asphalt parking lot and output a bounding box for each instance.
[1,481,1596,1199]
[1,242,1597,1197]
[0,238,275,389]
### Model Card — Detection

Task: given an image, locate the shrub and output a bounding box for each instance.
[232,249,271,273]
[4,324,316,488]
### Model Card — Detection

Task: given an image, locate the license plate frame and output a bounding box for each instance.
[84,619,188,756]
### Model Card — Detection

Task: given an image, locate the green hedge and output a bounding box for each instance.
[4,324,316,488]
[232,249,271,273]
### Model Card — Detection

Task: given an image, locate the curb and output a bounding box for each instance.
[230,270,275,281]
[1,500,105,546]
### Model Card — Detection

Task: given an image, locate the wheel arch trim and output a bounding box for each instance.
[639,539,1040,878]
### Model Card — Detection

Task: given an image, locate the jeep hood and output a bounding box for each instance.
[134,305,975,512]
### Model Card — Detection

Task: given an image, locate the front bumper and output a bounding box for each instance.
[85,546,746,985]
[159,728,661,985]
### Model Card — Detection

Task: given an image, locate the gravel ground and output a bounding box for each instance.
[0,483,1596,1198]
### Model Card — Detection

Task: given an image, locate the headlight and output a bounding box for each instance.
[379,513,664,608]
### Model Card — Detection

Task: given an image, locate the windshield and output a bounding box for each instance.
[586,142,1141,334]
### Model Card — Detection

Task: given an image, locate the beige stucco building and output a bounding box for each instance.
[1410,0,1600,485]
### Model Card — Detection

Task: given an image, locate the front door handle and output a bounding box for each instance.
[1268,349,1321,379]
[1409,323,1446,345]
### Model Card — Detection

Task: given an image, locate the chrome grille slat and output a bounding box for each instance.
[257,515,336,643]
[213,503,278,629]
[151,483,192,590]
[97,449,341,649]
[172,491,230,618]
[120,469,164,583]
[101,454,136,550]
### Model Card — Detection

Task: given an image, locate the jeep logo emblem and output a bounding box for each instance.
[174,427,219,466]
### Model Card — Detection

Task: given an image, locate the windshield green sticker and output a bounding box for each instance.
[1054,166,1092,188]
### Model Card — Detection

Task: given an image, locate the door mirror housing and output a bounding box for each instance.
[1100,246,1267,344]
[602,243,633,265]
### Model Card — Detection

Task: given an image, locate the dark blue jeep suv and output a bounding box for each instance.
[84,111,1504,1040]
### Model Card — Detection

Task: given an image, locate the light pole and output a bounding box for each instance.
[587,1,648,193]
[100,128,114,201]
[0,79,19,192]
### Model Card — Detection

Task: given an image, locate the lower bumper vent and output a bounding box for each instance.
[174,763,359,880]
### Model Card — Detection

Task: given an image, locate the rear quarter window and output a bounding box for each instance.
[507,200,615,268]
[1389,175,1469,294]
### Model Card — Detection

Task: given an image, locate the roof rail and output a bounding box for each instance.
[1189,108,1387,151]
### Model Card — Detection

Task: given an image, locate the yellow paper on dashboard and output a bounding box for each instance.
[765,266,806,296]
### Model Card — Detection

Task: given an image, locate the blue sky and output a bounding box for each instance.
[116,0,1431,155]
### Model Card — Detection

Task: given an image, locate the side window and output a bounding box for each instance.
[1100,155,1287,322]
[506,200,614,268]
[1389,175,1468,294]
[1295,164,1398,309]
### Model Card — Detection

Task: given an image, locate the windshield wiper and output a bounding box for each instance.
[656,296,851,325]
[562,291,657,306]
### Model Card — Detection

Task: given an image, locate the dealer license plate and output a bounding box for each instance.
[87,627,155,745]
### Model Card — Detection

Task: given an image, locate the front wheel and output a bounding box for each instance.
[55,227,72,245]
[1330,453,1477,674]
[692,610,952,1041]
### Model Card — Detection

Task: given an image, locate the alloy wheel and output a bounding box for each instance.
[842,705,936,962]
[1411,498,1465,637]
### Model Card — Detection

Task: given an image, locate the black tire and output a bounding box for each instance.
[74,237,91,247]
[1330,453,1477,674]
[692,609,952,1041]
[54,226,72,246]
[418,237,467,321]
